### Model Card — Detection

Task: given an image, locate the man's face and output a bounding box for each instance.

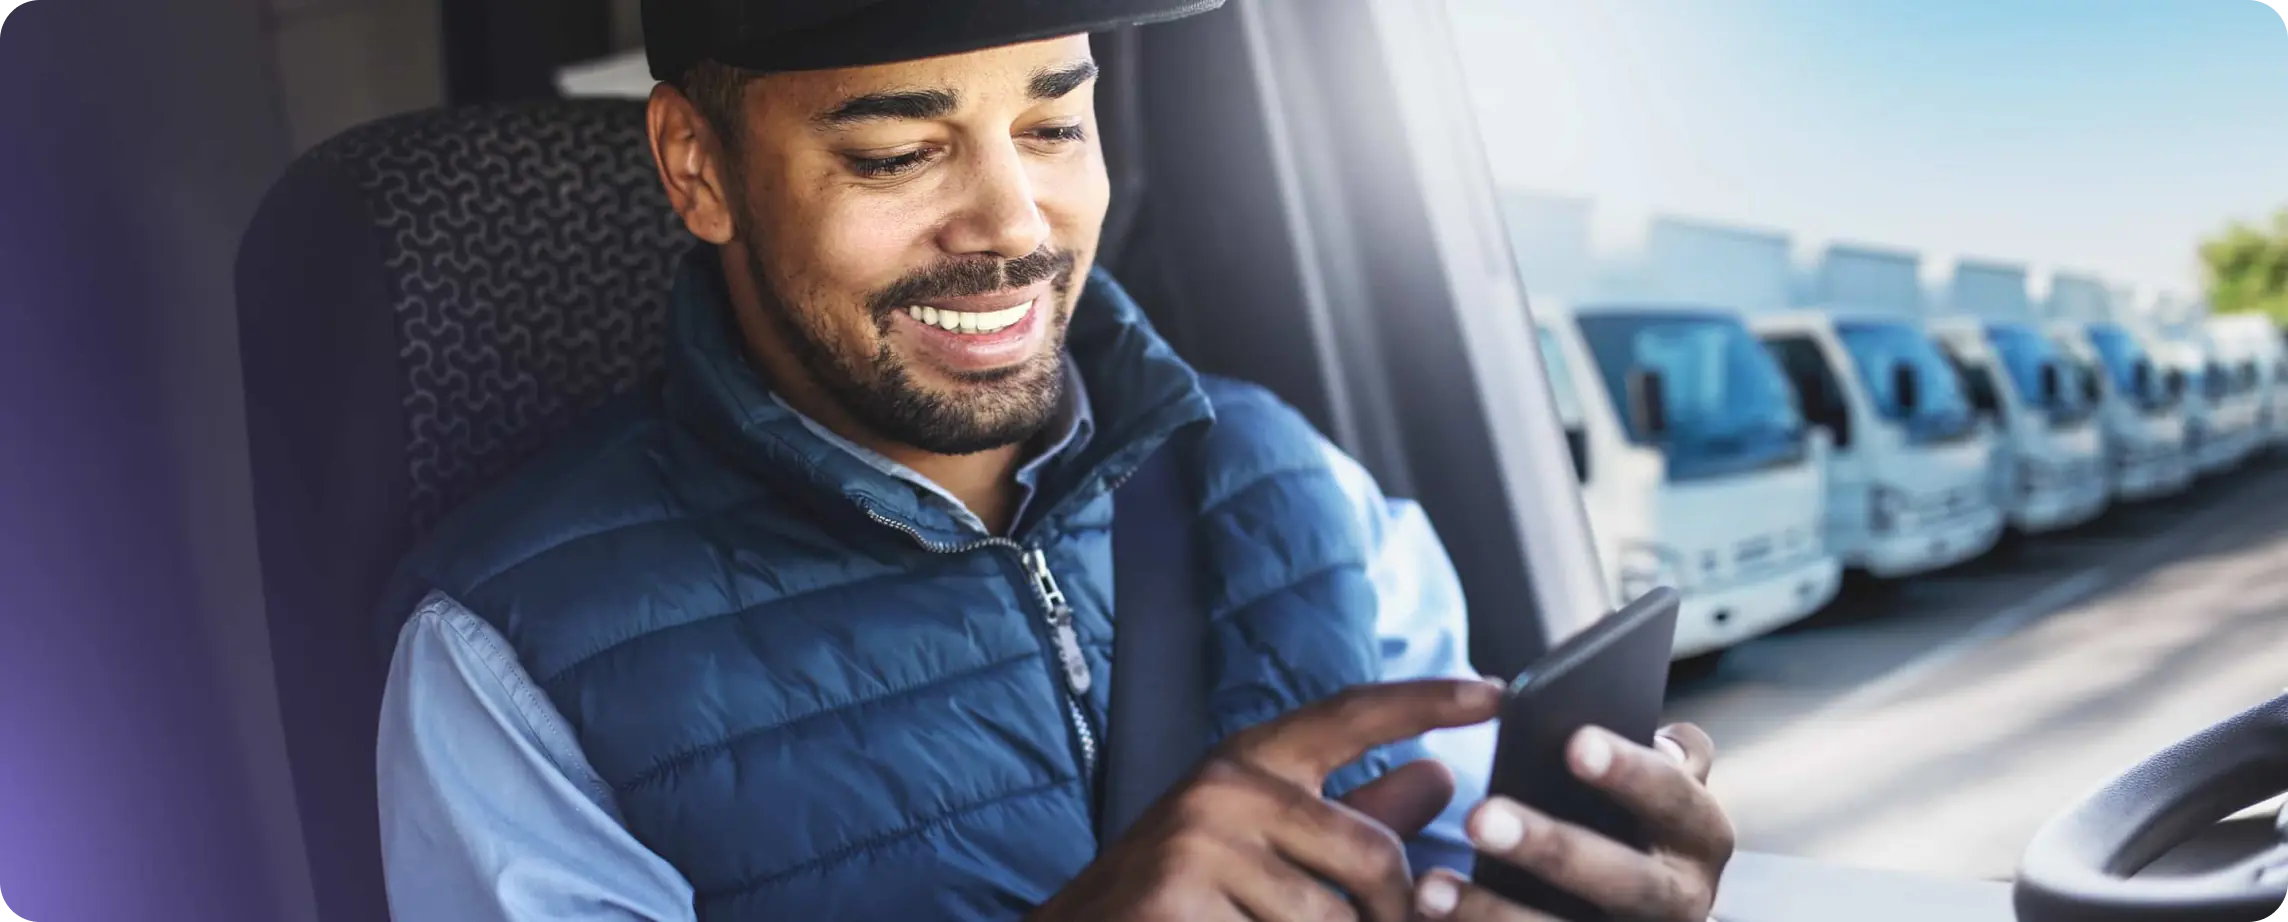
[671,35,1109,457]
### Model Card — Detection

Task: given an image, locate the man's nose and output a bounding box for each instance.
[938,141,1052,261]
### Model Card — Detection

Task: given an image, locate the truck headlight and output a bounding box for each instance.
[1617,543,1685,600]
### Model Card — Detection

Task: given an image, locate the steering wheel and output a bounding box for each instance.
[2015,692,2288,922]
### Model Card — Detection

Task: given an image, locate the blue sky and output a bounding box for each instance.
[1446,0,2288,296]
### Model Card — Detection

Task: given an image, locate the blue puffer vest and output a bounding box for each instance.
[385,250,1402,920]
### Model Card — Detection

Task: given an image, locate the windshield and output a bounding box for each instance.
[2055,340,2104,413]
[2088,324,2143,396]
[1444,0,2288,894]
[1574,310,1806,480]
[2187,357,2235,403]
[1986,322,2094,425]
[1833,320,1977,442]
[2090,323,2183,412]
[2230,359,2259,396]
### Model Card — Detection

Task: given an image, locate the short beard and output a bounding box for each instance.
[739,234,1077,457]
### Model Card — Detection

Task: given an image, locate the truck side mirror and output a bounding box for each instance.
[2079,368,2102,405]
[1892,362,1921,415]
[1626,368,1669,438]
[2039,362,2063,403]
[2166,369,2188,400]
[2132,361,2153,400]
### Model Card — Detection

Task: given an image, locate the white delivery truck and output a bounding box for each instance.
[2147,296,2264,477]
[1750,244,2003,581]
[2203,312,2288,453]
[1508,198,1840,660]
[1924,261,2109,534]
[2044,273,2193,502]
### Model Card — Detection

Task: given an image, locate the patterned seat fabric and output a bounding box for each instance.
[234,100,693,922]
[309,101,695,532]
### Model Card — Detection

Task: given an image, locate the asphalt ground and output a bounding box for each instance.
[1666,452,2288,880]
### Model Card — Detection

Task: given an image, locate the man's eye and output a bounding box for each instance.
[846,150,935,178]
[1032,125,1089,144]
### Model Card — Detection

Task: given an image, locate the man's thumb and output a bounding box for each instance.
[1337,758,1457,839]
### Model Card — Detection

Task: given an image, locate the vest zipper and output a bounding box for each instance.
[1022,547,1100,777]
[860,506,1101,781]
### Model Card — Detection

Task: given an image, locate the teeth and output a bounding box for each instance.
[905,299,1034,335]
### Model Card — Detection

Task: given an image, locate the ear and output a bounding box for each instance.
[647,83,739,245]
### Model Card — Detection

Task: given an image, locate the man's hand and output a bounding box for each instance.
[1030,678,1507,922]
[1415,723,1735,921]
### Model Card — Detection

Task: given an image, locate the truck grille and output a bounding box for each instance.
[1726,527,1819,582]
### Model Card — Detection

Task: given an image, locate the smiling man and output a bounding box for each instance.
[373,2,1733,920]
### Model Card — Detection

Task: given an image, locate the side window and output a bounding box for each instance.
[1947,348,2003,420]
[1761,334,1851,448]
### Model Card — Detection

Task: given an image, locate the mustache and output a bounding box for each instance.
[867,248,1078,319]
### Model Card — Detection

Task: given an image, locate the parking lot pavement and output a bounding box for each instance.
[1666,455,2288,881]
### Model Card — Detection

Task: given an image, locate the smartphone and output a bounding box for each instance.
[1472,587,1681,920]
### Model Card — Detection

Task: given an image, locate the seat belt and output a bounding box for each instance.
[1100,431,1211,845]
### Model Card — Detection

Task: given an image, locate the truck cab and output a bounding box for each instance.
[1534,301,1840,661]
[2203,312,2288,455]
[2040,273,2192,502]
[1504,201,1841,661]
[1927,316,2111,533]
[1929,261,2112,534]
[1752,309,2003,580]
[2069,318,2194,501]
[2163,327,2263,477]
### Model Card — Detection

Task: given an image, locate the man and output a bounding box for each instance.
[375,1,1735,920]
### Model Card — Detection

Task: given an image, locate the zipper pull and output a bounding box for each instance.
[1025,548,1094,696]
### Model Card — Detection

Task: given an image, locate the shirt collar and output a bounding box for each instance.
[768,362,1097,536]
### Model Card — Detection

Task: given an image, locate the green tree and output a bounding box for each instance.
[2201,207,2288,324]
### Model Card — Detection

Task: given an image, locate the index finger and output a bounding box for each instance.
[1656,723,1716,784]
[1224,678,1505,788]
[1571,726,1732,865]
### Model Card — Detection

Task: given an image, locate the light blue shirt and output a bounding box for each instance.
[376,371,1495,920]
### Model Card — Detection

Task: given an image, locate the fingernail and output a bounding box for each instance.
[1471,799,1528,851]
[1418,877,1460,917]
[1458,679,1505,708]
[1656,733,1689,766]
[1575,728,1615,779]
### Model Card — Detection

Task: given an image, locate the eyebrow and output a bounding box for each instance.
[814,88,959,128]
[1029,60,1100,100]
[812,59,1099,129]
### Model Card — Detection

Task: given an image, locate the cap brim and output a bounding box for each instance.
[651,0,1227,80]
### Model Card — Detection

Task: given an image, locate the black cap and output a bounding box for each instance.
[643,0,1228,81]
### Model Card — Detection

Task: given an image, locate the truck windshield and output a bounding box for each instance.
[2059,348,2104,414]
[1575,309,1806,481]
[2088,323,2176,412]
[1834,319,1977,443]
[1988,322,2096,426]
